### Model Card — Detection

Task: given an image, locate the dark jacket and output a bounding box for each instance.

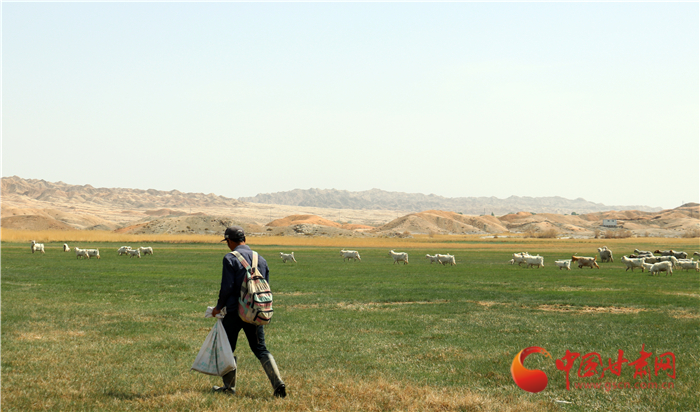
[216,244,270,311]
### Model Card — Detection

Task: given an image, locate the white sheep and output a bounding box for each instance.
[75,247,90,260]
[117,246,132,256]
[657,256,680,267]
[86,249,100,259]
[649,261,673,276]
[510,252,531,266]
[127,249,141,258]
[436,254,456,266]
[389,250,409,265]
[676,259,699,272]
[280,252,297,263]
[30,240,45,254]
[425,254,439,264]
[641,262,654,273]
[643,256,664,264]
[524,255,544,268]
[621,256,646,272]
[597,246,613,263]
[138,247,153,256]
[63,243,70,252]
[340,250,361,261]
[555,259,571,270]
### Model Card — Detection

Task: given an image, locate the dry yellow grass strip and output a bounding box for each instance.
[537,304,645,314]
[1,229,219,244]
[259,375,556,412]
[4,228,697,251]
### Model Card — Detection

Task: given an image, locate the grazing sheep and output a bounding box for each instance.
[649,261,673,276]
[426,254,439,264]
[643,256,664,264]
[280,252,297,263]
[389,250,409,265]
[524,255,544,268]
[75,247,90,260]
[677,259,699,272]
[510,252,531,266]
[63,243,70,252]
[654,249,674,256]
[657,256,680,267]
[30,240,45,254]
[555,259,571,270]
[621,256,646,272]
[672,251,688,259]
[138,247,153,256]
[127,249,141,258]
[340,250,361,262]
[86,249,100,259]
[436,254,456,266]
[572,256,599,269]
[118,246,132,256]
[598,246,614,263]
[654,250,688,259]
[643,256,679,266]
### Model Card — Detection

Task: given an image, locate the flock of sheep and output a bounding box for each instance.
[510,247,700,276]
[278,249,457,266]
[30,241,699,275]
[116,245,154,259]
[29,241,154,259]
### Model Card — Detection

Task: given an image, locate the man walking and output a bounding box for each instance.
[211,226,286,398]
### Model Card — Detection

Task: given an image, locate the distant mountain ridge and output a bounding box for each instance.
[1,176,243,210]
[239,188,662,215]
[1,176,662,217]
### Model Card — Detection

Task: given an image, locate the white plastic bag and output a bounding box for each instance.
[191,308,236,376]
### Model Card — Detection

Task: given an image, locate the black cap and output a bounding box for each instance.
[221,226,245,242]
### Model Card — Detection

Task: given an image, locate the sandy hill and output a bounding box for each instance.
[372,205,700,237]
[373,210,509,235]
[1,176,402,235]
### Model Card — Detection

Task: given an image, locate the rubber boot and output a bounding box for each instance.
[213,356,236,394]
[260,354,286,398]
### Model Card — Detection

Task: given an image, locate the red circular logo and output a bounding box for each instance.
[511,346,551,393]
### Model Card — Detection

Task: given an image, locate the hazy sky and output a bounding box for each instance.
[3,2,698,210]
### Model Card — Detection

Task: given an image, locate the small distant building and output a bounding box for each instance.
[602,219,618,228]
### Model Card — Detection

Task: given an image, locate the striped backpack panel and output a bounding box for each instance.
[231,251,273,325]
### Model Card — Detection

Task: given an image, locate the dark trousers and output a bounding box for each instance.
[221,311,270,360]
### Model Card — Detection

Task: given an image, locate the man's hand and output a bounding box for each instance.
[212,307,221,317]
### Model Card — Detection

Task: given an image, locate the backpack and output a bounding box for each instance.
[231,250,273,325]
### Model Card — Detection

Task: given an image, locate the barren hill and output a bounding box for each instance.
[2,176,698,238]
[1,176,404,233]
[373,205,700,237]
[373,210,510,235]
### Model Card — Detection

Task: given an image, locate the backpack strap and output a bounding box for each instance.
[231,250,259,277]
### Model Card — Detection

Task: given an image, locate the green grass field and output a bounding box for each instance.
[2,240,699,411]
